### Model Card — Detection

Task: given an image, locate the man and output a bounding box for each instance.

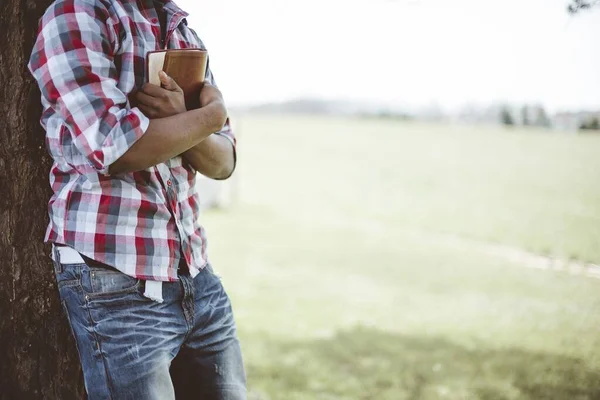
[27,0,246,398]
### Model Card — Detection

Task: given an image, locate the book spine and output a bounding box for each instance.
[162,52,171,76]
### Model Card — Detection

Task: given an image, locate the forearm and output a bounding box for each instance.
[109,101,226,175]
[182,133,235,180]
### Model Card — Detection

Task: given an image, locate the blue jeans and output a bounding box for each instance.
[52,254,246,400]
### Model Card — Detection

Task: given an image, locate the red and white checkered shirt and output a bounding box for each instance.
[27,0,235,282]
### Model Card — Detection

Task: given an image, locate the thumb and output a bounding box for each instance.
[159,70,180,91]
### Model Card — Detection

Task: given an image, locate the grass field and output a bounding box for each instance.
[202,114,600,399]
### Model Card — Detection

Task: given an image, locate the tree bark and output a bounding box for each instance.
[0,0,85,398]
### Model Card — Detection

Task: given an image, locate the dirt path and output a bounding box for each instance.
[411,229,600,280]
[280,208,600,280]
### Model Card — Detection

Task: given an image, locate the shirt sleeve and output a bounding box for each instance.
[27,0,150,175]
[204,59,237,180]
[188,27,237,180]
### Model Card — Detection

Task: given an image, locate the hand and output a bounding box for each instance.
[199,82,224,108]
[136,71,187,119]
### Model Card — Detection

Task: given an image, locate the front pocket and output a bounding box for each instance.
[86,269,141,299]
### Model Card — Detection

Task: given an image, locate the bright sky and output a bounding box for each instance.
[177,0,600,112]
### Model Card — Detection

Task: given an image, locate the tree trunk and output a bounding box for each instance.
[0,0,85,398]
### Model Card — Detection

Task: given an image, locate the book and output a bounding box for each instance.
[146,49,208,110]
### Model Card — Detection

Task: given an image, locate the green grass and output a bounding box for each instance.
[202,115,600,399]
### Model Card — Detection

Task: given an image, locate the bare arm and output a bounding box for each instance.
[182,133,235,180]
[109,100,226,175]
[133,71,235,179]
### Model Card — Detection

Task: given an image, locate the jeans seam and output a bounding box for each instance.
[52,246,63,274]
[61,300,83,360]
[212,383,247,389]
[180,275,195,343]
[82,296,115,400]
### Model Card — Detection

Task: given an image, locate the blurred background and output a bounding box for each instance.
[179,1,600,398]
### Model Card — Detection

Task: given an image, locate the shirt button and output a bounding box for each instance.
[167,180,172,186]
[151,18,158,23]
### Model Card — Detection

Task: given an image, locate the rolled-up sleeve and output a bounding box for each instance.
[27,0,149,175]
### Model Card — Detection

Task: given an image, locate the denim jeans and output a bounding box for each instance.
[52,253,246,400]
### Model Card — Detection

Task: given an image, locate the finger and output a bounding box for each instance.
[138,103,158,118]
[136,91,161,108]
[159,71,182,92]
[141,82,168,99]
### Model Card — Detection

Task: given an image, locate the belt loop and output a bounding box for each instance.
[52,244,63,274]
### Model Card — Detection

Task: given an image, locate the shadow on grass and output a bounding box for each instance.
[247,327,600,400]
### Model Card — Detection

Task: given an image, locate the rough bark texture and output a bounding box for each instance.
[0,0,85,398]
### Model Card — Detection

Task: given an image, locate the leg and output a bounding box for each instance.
[171,265,246,399]
[54,257,188,400]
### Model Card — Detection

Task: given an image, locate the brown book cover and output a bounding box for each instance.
[146,49,208,110]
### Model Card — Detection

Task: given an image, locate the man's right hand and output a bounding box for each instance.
[108,83,228,175]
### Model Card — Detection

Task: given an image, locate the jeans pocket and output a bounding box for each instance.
[204,263,222,280]
[82,262,141,300]
[54,261,84,289]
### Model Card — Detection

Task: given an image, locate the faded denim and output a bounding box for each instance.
[52,253,246,400]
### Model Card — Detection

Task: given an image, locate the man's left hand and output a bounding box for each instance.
[136,71,187,119]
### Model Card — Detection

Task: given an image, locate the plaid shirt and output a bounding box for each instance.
[27,0,235,282]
